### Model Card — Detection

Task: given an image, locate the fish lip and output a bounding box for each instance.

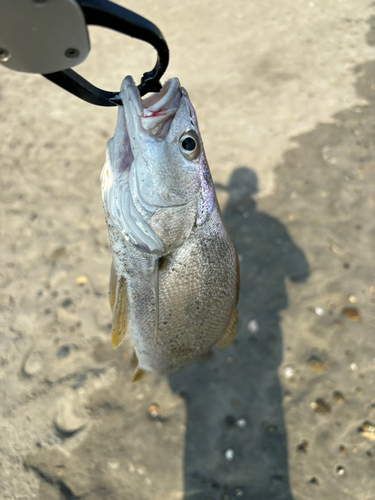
[121,76,182,136]
[121,75,143,115]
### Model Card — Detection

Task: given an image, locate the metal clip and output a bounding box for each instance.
[43,0,169,106]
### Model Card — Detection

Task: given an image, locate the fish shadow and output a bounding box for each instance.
[168,167,309,500]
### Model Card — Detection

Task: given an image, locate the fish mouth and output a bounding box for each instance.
[104,77,185,255]
[121,76,182,136]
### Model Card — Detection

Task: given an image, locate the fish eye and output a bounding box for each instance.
[179,130,200,160]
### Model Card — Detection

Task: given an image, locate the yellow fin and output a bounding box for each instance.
[216,308,238,349]
[111,276,128,349]
[131,367,147,383]
[109,261,117,313]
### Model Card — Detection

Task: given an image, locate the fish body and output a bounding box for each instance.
[101,76,239,377]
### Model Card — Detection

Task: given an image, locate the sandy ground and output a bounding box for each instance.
[1,0,375,499]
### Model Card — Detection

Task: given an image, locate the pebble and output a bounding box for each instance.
[225,448,234,461]
[350,363,358,371]
[75,275,88,285]
[314,307,324,316]
[236,417,247,428]
[235,487,244,498]
[23,350,44,376]
[342,307,360,320]
[55,395,89,434]
[348,295,357,303]
[336,465,345,476]
[359,421,375,441]
[247,319,259,333]
[282,366,295,380]
[148,404,160,419]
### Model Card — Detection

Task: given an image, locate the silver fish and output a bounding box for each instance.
[100,76,239,381]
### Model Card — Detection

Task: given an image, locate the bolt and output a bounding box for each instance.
[65,48,80,59]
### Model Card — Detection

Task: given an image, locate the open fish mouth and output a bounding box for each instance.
[101,77,187,255]
[121,76,182,137]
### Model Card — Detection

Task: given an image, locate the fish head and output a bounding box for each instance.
[121,75,203,208]
[102,76,214,255]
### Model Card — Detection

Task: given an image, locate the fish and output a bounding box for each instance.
[100,75,239,380]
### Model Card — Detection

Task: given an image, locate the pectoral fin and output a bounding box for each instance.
[111,276,128,349]
[216,308,238,349]
[109,261,117,312]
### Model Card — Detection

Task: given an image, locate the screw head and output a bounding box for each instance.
[65,48,80,59]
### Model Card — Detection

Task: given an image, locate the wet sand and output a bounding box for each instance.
[1,1,375,499]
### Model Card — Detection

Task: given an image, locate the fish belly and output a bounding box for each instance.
[126,201,238,375]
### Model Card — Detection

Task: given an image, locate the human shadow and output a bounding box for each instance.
[168,167,309,500]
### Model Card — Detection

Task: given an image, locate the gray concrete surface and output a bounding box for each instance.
[1,1,375,499]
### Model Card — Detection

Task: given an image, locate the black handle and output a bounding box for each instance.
[43,0,169,106]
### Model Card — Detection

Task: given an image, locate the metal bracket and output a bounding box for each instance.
[0,0,91,74]
[43,0,169,106]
